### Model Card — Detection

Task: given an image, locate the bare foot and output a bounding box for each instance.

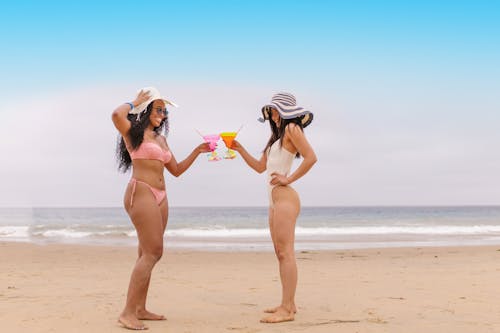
[264,305,297,313]
[118,314,148,330]
[136,309,166,321]
[260,307,295,323]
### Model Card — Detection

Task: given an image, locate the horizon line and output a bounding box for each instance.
[1,205,499,209]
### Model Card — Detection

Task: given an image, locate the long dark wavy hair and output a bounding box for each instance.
[116,102,169,172]
[263,114,304,158]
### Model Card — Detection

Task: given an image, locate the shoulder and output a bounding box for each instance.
[285,123,303,138]
[155,134,167,143]
[156,134,169,148]
[285,122,300,132]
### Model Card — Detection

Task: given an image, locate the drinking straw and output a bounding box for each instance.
[236,124,244,134]
[195,129,204,138]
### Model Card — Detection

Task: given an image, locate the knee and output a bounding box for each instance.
[152,245,163,261]
[275,245,294,262]
[144,245,163,262]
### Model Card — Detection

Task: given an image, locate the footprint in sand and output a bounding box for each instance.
[367,317,388,324]
[298,319,361,327]
[240,303,257,307]
[364,309,388,324]
[226,327,261,332]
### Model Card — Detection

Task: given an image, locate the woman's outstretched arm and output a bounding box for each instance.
[230,140,267,174]
[164,142,210,177]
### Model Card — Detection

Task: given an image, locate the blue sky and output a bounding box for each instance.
[0,1,499,206]
[2,1,498,89]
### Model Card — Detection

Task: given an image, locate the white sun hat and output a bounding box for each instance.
[129,86,178,116]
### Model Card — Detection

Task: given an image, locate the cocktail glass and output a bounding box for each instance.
[202,134,221,161]
[220,131,238,159]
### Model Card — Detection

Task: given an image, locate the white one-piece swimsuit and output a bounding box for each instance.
[266,140,295,207]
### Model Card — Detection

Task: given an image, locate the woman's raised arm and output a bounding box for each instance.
[111,90,150,137]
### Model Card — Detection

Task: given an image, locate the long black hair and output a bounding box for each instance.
[263,114,304,158]
[116,102,169,172]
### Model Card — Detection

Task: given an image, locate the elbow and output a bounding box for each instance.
[308,153,318,166]
[165,165,181,178]
[258,161,268,173]
[255,164,266,174]
[111,110,121,122]
[173,169,184,177]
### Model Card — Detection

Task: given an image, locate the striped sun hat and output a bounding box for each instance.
[259,92,313,127]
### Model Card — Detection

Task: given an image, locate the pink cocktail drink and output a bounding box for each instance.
[203,134,220,151]
[202,134,221,161]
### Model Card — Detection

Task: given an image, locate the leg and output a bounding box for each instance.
[136,196,168,321]
[263,206,297,314]
[119,183,164,330]
[268,206,278,257]
[261,186,300,323]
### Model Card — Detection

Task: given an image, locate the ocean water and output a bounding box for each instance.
[1,206,500,251]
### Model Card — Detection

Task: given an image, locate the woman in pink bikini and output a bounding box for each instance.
[112,87,210,330]
[228,92,317,323]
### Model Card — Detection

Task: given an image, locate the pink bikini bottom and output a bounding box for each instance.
[129,178,166,207]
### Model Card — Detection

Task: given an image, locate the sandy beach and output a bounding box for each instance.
[1,242,499,332]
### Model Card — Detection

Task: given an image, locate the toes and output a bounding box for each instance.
[118,318,148,330]
[136,312,166,321]
[260,313,294,324]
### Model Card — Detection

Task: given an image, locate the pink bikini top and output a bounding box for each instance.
[128,141,172,164]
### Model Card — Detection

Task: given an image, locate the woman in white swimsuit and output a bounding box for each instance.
[228,92,317,323]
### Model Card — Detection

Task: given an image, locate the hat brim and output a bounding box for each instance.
[129,98,178,115]
[260,103,313,127]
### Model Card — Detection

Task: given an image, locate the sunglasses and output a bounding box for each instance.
[155,108,168,117]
